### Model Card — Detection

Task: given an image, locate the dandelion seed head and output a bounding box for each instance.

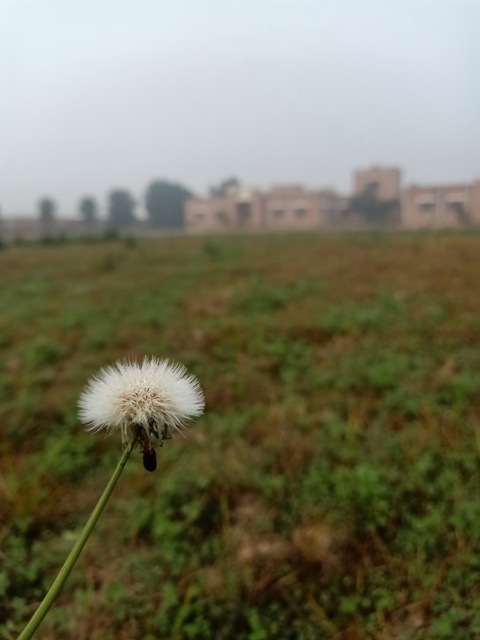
[78,357,204,445]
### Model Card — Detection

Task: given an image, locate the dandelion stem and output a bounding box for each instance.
[18,438,137,640]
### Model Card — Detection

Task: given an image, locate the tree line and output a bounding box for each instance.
[38,179,192,229]
[35,176,241,230]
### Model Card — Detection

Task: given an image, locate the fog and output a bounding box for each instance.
[1,0,479,217]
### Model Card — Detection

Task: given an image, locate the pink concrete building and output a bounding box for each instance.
[403,181,480,228]
[184,184,348,233]
[183,166,480,233]
[184,186,265,233]
[263,185,325,231]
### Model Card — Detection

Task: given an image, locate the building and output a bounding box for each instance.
[403,181,480,228]
[4,166,480,240]
[263,185,325,231]
[184,184,347,233]
[353,166,401,202]
[184,186,265,233]
[183,166,407,234]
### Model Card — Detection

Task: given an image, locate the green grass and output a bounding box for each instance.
[1,231,480,639]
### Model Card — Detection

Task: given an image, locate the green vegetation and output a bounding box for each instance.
[1,231,480,639]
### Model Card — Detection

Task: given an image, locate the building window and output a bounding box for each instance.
[272,209,284,218]
[419,203,435,213]
[295,208,307,218]
[447,201,464,212]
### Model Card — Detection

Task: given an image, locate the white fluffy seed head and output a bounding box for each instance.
[78,357,205,445]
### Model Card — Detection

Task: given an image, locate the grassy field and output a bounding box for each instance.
[1,231,480,639]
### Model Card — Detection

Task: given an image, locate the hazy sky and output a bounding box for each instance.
[1,0,479,217]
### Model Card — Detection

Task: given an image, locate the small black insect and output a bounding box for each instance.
[142,447,157,472]
[133,423,158,472]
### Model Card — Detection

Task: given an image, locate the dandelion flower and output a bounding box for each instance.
[78,357,205,454]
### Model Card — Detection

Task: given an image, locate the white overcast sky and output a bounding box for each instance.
[1,0,479,216]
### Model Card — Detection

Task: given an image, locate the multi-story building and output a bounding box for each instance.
[183,166,406,234]
[184,184,348,233]
[185,167,480,233]
[347,166,402,226]
[353,166,401,202]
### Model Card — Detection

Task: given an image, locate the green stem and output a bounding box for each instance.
[18,439,136,640]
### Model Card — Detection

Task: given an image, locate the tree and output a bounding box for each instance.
[79,196,98,224]
[350,184,399,225]
[108,190,135,228]
[145,180,193,228]
[209,177,240,197]
[38,197,56,224]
